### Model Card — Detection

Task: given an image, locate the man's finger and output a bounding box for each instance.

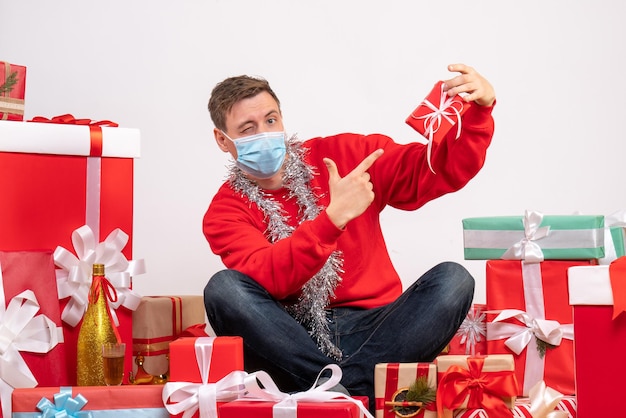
[352,149,384,175]
[324,157,340,182]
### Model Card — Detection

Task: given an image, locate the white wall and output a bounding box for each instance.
[2,1,625,304]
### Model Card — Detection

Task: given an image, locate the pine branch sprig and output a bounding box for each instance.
[0,71,18,94]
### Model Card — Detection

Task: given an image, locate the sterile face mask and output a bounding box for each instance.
[222,130,287,179]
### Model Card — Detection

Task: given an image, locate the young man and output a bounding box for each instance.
[203,64,495,408]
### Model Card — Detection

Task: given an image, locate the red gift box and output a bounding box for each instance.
[0,117,141,385]
[169,336,243,383]
[485,260,593,397]
[164,337,245,418]
[374,362,437,418]
[405,80,470,172]
[11,385,168,417]
[447,304,487,356]
[0,61,26,121]
[219,397,370,418]
[568,259,626,418]
[0,251,68,418]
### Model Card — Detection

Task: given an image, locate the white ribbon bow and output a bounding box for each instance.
[162,337,247,418]
[0,284,63,418]
[242,364,374,418]
[502,210,551,263]
[487,309,573,355]
[455,307,486,355]
[53,225,145,327]
[410,82,465,174]
[528,380,569,418]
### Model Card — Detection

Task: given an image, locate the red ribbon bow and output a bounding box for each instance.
[609,256,626,319]
[29,114,118,156]
[436,357,518,418]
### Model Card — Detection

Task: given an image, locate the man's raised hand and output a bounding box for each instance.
[324,149,384,229]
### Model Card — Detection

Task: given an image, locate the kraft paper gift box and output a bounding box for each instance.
[485,260,594,397]
[568,258,626,418]
[0,251,66,418]
[447,304,487,356]
[374,362,437,418]
[435,355,517,418]
[0,61,26,121]
[462,210,604,261]
[132,295,207,379]
[405,80,470,173]
[11,385,169,418]
[0,117,142,385]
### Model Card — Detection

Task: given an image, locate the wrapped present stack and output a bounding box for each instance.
[457,208,624,417]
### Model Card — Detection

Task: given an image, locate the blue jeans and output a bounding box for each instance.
[203,261,474,412]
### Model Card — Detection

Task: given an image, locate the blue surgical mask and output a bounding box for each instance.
[222,130,287,179]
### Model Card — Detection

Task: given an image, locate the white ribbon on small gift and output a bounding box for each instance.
[0,263,64,418]
[501,210,551,263]
[455,306,487,355]
[162,337,248,418]
[241,364,373,418]
[409,82,465,174]
[599,210,626,264]
[53,225,145,327]
[527,380,569,418]
[487,262,574,396]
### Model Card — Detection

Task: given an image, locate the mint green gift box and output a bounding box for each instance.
[462,212,605,261]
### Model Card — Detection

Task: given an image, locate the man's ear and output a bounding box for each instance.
[214,128,230,153]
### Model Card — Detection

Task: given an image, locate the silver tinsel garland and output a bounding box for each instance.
[228,137,344,360]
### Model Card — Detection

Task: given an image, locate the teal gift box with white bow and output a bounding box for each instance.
[462,210,604,262]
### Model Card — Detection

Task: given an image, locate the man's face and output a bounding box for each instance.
[215,91,284,159]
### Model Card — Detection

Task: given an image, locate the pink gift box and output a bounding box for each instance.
[219,396,370,418]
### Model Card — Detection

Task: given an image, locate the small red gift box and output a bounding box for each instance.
[447,304,487,356]
[219,397,370,418]
[0,117,141,385]
[11,385,168,417]
[132,295,207,378]
[485,260,593,396]
[164,336,245,418]
[0,61,26,121]
[374,362,437,418]
[435,355,517,418]
[568,258,626,418]
[405,80,470,172]
[168,336,243,383]
[0,251,68,418]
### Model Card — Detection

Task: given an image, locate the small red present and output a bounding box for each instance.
[164,336,245,418]
[447,304,487,356]
[0,251,68,418]
[132,295,207,380]
[435,355,518,418]
[0,61,26,121]
[12,385,167,417]
[485,260,593,396]
[405,80,470,173]
[374,362,437,418]
[568,258,626,418]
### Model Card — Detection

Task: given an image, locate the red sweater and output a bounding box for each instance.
[203,103,494,309]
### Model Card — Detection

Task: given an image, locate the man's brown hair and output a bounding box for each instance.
[208,75,280,132]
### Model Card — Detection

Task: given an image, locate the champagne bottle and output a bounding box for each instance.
[76,263,121,385]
